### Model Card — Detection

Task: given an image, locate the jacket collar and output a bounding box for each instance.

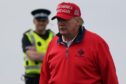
[56,26,86,45]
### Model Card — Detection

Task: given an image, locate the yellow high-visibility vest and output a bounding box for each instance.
[23,30,54,74]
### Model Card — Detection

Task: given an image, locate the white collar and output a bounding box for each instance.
[62,35,77,47]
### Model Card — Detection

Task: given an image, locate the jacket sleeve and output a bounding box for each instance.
[96,38,118,84]
[39,43,51,84]
[22,34,32,52]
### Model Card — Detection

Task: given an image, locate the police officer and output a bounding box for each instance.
[21,9,54,84]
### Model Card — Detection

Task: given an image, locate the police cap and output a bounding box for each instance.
[31,9,51,20]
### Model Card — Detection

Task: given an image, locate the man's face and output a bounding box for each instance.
[57,17,79,36]
[33,19,49,31]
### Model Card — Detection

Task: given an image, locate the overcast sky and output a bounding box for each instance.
[0,0,125,84]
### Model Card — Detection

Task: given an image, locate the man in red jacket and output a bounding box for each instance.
[39,2,118,84]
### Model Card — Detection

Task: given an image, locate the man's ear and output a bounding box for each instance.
[33,19,36,24]
[75,17,81,26]
[75,17,84,26]
[47,19,49,24]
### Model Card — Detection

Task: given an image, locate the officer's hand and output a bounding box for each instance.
[26,46,36,51]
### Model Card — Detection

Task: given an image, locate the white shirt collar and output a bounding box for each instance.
[62,35,77,47]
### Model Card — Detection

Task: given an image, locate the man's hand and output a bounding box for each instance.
[26,46,45,62]
[26,46,36,51]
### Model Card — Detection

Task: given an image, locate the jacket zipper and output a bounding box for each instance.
[66,47,69,58]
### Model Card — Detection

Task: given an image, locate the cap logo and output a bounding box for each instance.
[57,9,71,14]
[57,4,73,14]
[57,5,73,10]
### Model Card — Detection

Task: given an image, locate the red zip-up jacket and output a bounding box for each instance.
[40,27,118,84]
